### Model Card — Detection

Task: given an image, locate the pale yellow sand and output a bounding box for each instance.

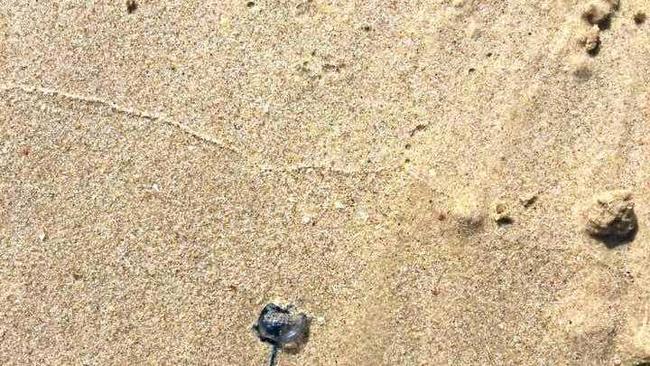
[1,1,650,365]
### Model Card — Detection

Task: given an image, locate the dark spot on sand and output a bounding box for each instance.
[496,216,514,226]
[634,12,647,25]
[409,124,428,137]
[126,0,137,13]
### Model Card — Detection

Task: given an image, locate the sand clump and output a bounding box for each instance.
[578,25,601,55]
[519,192,538,208]
[583,190,638,241]
[581,0,618,28]
[450,190,486,232]
[576,0,620,57]
[491,199,513,225]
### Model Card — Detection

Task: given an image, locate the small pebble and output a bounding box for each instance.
[301,215,313,225]
[355,207,369,223]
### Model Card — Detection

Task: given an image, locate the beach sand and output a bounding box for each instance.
[1,0,650,364]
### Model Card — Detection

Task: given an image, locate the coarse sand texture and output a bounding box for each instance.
[1,0,650,365]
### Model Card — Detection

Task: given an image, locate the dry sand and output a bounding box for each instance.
[1,0,650,365]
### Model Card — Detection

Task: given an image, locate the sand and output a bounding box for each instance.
[1,0,650,365]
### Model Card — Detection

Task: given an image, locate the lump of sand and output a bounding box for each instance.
[492,200,513,225]
[579,25,601,55]
[450,190,486,231]
[583,190,637,242]
[581,0,617,28]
